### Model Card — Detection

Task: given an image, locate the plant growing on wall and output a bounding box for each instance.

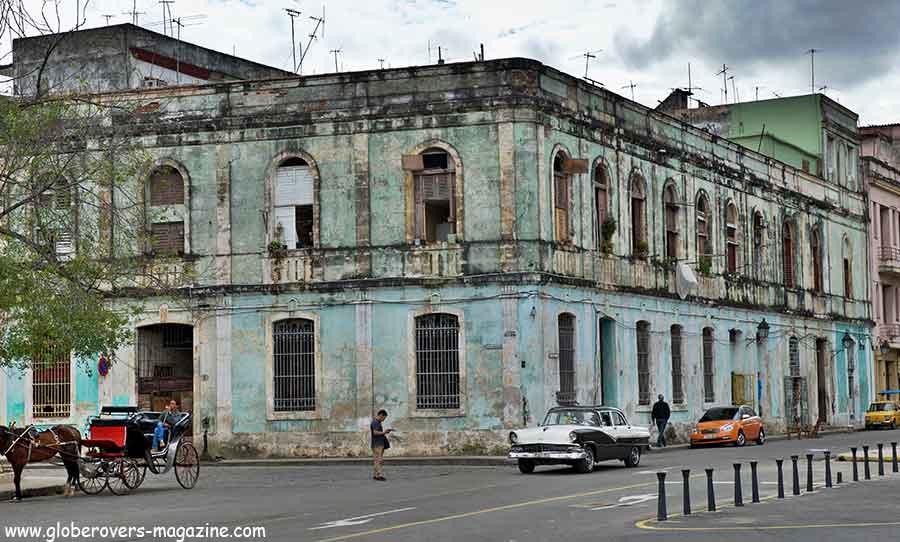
[268,225,288,260]
[601,217,616,254]
[698,255,713,275]
[634,239,649,258]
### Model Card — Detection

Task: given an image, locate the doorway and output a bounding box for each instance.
[137,324,194,412]
[816,338,828,424]
[599,318,617,407]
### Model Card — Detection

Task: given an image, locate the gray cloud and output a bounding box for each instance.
[615,0,900,89]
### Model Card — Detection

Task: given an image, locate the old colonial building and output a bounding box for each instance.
[1,30,873,455]
[861,124,900,397]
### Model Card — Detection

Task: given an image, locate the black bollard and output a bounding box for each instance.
[806,453,814,492]
[776,458,785,499]
[791,455,800,495]
[657,472,667,521]
[682,469,691,516]
[864,445,871,480]
[837,471,843,485]
[825,451,832,488]
[878,443,885,476]
[893,442,898,473]
[733,463,743,506]
[750,461,760,503]
[706,468,716,511]
[851,447,859,481]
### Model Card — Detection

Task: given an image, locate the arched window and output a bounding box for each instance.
[413,148,457,243]
[702,327,715,403]
[752,211,766,278]
[275,157,315,249]
[664,183,679,260]
[670,325,683,404]
[631,174,647,255]
[696,192,710,270]
[594,163,610,251]
[637,321,651,405]
[414,313,461,409]
[843,237,853,298]
[725,202,739,274]
[553,153,571,243]
[147,165,186,256]
[273,318,317,412]
[557,313,576,405]
[811,226,823,292]
[35,177,77,259]
[783,219,795,288]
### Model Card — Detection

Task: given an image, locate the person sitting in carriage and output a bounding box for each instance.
[152,400,181,451]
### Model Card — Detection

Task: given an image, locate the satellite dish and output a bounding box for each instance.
[675,262,698,300]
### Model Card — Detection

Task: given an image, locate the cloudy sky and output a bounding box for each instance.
[4,0,899,124]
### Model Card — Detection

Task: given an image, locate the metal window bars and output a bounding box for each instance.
[415,313,461,410]
[32,347,70,418]
[558,314,576,402]
[637,322,651,405]
[702,328,715,403]
[273,319,316,412]
[671,326,684,404]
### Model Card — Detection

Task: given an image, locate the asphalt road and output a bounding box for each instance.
[3,429,900,542]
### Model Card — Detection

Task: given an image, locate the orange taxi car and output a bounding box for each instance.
[690,405,765,448]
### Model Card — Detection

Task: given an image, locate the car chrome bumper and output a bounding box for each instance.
[509,450,586,460]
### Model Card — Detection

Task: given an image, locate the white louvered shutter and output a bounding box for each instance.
[276,166,313,206]
[275,206,297,249]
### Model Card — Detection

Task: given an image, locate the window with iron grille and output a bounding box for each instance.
[32,347,70,418]
[554,154,570,243]
[637,321,651,405]
[753,211,765,278]
[557,314,576,404]
[670,325,683,404]
[702,327,715,402]
[696,193,710,268]
[789,337,800,377]
[415,313,460,409]
[149,166,184,206]
[150,221,185,255]
[847,340,856,420]
[273,318,316,412]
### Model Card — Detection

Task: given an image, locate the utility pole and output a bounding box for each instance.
[330,48,342,72]
[807,48,821,94]
[621,81,638,101]
[172,17,183,84]
[715,63,729,104]
[285,8,301,73]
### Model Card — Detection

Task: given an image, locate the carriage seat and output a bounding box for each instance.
[90,418,131,427]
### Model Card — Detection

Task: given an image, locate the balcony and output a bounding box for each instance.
[880,324,900,343]
[879,246,900,278]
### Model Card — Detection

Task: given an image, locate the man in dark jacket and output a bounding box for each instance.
[370,409,393,481]
[651,395,671,448]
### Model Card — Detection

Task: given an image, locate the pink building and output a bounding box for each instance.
[862,124,900,397]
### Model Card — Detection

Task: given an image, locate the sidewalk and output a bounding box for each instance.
[0,470,67,500]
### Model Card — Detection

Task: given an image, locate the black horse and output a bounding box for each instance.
[0,425,82,500]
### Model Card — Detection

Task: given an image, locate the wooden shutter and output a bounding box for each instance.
[402,154,425,171]
[151,221,184,255]
[276,166,313,206]
[149,169,184,206]
[562,158,588,174]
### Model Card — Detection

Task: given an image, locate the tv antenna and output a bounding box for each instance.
[807,48,821,95]
[728,75,739,103]
[569,49,603,79]
[124,1,146,25]
[754,84,764,101]
[285,8,301,73]
[715,63,730,104]
[158,1,175,35]
[621,81,638,101]
[330,48,343,72]
[298,6,325,75]
[377,58,386,70]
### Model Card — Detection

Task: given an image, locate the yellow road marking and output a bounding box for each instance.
[312,479,662,542]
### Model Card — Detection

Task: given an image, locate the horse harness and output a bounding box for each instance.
[2,425,78,461]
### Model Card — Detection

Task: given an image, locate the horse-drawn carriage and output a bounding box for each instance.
[78,406,199,495]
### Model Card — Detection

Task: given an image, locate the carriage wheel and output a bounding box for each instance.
[107,458,141,495]
[78,459,107,495]
[174,442,200,489]
[132,463,148,489]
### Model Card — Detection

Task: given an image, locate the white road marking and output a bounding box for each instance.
[590,494,657,510]
[309,507,417,530]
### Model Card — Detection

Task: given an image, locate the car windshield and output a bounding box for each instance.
[699,407,739,422]
[868,403,893,412]
[542,409,600,426]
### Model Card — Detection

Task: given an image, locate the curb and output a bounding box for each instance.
[0,484,65,500]
[646,427,856,454]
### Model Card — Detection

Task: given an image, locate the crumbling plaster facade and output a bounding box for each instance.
[3,58,873,456]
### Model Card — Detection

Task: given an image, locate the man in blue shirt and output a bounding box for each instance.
[370,409,393,481]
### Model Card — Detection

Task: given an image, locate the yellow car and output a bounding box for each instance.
[865,401,900,430]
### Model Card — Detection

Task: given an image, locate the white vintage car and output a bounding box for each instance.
[508,406,650,473]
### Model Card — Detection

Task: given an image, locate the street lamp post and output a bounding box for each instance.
[757,319,770,417]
